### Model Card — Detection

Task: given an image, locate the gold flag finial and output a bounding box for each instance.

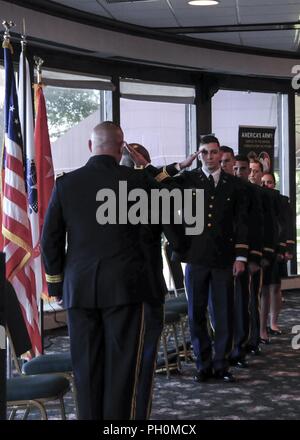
[34,56,44,84]
[2,21,15,50]
[2,20,15,40]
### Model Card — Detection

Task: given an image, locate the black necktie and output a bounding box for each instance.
[208,174,215,191]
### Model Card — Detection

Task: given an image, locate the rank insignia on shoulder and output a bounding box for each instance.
[56,172,65,179]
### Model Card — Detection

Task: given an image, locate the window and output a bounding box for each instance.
[212,89,289,192]
[120,79,196,167]
[120,79,196,287]
[42,70,113,174]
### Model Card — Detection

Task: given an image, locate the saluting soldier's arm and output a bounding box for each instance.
[41,178,66,299]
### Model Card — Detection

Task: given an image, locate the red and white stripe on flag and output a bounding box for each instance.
[2,41,42,356]
[3,136,42,356]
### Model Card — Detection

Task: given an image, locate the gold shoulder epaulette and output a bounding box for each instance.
[155,167,170,183]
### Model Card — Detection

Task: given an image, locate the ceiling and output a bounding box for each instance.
[50,0,300,53]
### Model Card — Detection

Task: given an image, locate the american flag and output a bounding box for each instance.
[2,39,42,355]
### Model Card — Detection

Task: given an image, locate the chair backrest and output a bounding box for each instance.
[163,241,185,296]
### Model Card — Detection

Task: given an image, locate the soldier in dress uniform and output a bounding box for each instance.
[41,122,162,420]
[248,159,284,347]
[220,146,235,176]
[261,172,295,336]
[232,155,264,364]
[128,135,249,383]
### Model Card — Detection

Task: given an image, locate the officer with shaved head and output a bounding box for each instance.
[41,121,169,420]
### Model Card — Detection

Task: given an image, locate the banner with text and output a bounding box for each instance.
[238,125,276,172]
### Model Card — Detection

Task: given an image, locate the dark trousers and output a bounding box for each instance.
[135,303,164,420]
[185,264,234,372]
[231,270,250,360]
[248,269,262,349]
[67,303,144,420]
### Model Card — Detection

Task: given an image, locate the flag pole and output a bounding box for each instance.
[34,56,45,354]
[20,20,27,177]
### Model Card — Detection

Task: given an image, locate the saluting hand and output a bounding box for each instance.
[126,143,150,167]
[178,152,198,170]
[233,260,245,277]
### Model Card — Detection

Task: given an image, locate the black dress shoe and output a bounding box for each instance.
[230,358,249,369]
[214,370,236,383]
[269,328,282,336]
[259,337,271,345]
[246,345,261,355]
[194,368,213,383]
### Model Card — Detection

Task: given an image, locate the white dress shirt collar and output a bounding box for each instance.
[201,167,222,187]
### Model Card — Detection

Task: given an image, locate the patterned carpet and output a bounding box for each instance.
[13,290,300,420]
[152,290,300,420]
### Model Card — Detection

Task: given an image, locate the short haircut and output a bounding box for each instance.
[220,146,234,157]
[235,154,249,164]
[128,143,151,163]
[250,159,263,173]
[100,121,121,130]
[199,135,220,147]
[263,172,276,184]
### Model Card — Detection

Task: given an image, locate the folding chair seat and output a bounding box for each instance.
[22,353,72,375]
[165,295,188,315]
[22,353,78,417]
[7,373,70,420]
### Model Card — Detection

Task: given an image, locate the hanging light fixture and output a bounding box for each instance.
[188,1,220,5]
